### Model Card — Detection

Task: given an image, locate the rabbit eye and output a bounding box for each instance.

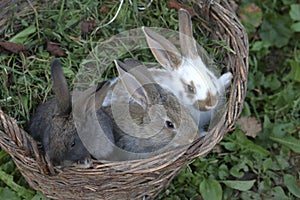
[165,120,175,129]
[71,139,76,147]
[187,84,195,94]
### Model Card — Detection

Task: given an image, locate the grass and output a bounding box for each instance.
[0,0,300,199]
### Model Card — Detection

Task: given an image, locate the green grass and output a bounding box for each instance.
[0,0,299,199]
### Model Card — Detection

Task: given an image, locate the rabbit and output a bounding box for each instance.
[95,59,198,161]
[27,58,93,167]
[71,79,116,161]
[141,8,233,136]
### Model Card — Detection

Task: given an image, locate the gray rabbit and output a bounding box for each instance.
[89,59,198,161]
[28,59,92,167]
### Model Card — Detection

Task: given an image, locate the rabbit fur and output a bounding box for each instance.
[142,9,233,136]
[28,58,197,163]
[28,59,93,167]
[95,59,198,161]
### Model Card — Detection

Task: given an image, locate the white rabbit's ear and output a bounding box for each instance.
[179,9,198,60]
[142,26,182,71]
[115,60,149,109]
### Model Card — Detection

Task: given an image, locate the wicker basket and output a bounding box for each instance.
[0,0,248,199]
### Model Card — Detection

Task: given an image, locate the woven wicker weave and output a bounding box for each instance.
[0,0,248,199]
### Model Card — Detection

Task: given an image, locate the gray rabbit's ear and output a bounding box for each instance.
[142,26,182,71]
[123,58,157,83]
[94,81,111,111]
[179,8,198,60]
[115,60,150,110]
[51,58,71,115]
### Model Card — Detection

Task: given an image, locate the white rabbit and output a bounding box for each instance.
[96,59,198,161]
[142,9,233,136]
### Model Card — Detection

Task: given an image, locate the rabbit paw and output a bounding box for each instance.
[219,72,233,89]
[198,130,208,137]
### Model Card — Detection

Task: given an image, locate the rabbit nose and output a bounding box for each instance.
[194,92,218,111]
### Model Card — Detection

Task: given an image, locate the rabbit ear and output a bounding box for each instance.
[51,58,71,115]
[142,26,182,71]
[94,81,111,111]
[123,58,157,82]
[123,58,146,69]
[179,9,198,60]
[114,60,150,109]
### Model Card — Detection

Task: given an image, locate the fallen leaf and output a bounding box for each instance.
[237,117,262,138]
[81,19,99,36]
[46,40,66,57]
[167,0,195,17]
[99,6,109,14]
[238,3,262,38]
[238,3,263,28]
[0,40,27,54]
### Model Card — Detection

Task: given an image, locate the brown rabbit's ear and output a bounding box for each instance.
[142,26,182,71]
[179,8,198,60]
[51,58,71,115]
[115,60,150,110]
